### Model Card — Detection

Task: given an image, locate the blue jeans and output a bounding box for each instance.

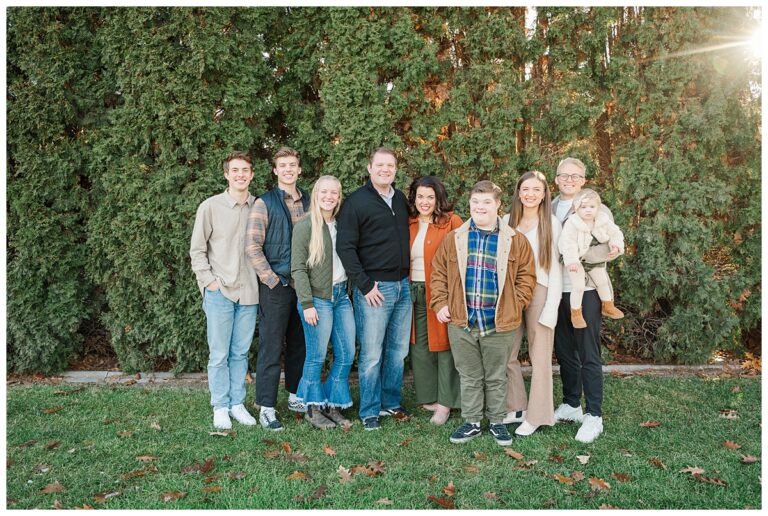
[354,278,412,420]
[202,288,257,409]
[296,281,356,408]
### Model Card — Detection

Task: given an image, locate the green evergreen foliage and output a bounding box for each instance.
[6,7,761,372]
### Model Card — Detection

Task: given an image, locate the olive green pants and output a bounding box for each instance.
[448,324,513,424]
[410,282,461,408]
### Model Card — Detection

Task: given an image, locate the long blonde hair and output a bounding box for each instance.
[508,171,554,271]
[306,176,343,268]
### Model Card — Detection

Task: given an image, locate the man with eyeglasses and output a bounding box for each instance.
[551,157,616,443]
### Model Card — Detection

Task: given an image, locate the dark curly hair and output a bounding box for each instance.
[407,176,454,222]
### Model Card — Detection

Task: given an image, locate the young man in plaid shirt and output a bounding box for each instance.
[430,180,536,446]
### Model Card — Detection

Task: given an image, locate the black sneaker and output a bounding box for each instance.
[489,423,514,446]
[449,422,481,443]
[362,416,381,431]
[378,407,413,420]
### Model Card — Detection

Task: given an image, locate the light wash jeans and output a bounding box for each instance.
[354,277,412,420]
[296,281,355,408]
[203,288,257,409]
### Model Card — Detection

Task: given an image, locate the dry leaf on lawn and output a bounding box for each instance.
[399,438,414,447]
[150,422,162,431]
[136,455,157,462]
[549,455,564,463]
[282,442,293,454]
[588,477,611,491]
[473,452,487,461]
[340,420,353,432]
[43,440,61,450]
[116,431,133,438]
[724,441,742,449]
[600,504,620,509]
[264,450,280,459]
[504,449,524,460]
[309,484,327,501]
[443,480,456,497]
[640,421,661,428]
[337,465,353,484]
[464,465,480,473]
[201,486,222,494]
[720,409,739,420]
[35,464,51,473]
[228,471,246,480]
[40,482,65,494]
[427,495,455,509]
[571,471,585,482]
[323,445,336,456]
[160,491,186,502]
[576,455,591,465]
[741,455,759,464]
[262,439,277,445]
[286,470,307,481]
[367,460,386,475]
[200,458,215,474]
[692,474,728,487]
[679,466,705,475]
[648,458,667,470]
[376,498,393,505]
[284,452,309,462]
[120,470,146,480]
[93,490,121,503]
[203,475,219,484]
[16,439,37,448]
[553,473,574,485]
[42,407,64,415]
[611,472,631,482]
[484,492,499,501]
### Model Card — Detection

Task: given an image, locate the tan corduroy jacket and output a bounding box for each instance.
[429,218,537,333]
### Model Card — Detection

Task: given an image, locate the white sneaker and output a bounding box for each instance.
[554,403,584,423]
[502,410,526,424]
[514,420,539,437]
[575,414,603,443]
[230,404,257,426]
[213,407,232,429]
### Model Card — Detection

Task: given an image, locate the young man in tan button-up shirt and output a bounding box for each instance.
[190,151,260,430]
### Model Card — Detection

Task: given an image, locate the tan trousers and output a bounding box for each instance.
[568,264,613,309]
[505,284,555,426]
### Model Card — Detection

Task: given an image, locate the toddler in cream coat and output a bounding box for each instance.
[558,189,624,328]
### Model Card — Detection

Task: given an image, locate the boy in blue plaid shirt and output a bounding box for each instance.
[430,181,536,446]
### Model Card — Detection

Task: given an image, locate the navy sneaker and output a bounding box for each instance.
[489,423,514,446]
[378,407,413,420]
[362,416,381,431]
[449,422,481,443]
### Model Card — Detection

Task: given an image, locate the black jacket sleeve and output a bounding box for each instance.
[336,198,375,295]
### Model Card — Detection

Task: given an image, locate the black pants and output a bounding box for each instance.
[254,282,306,408]
[553,290,603,417]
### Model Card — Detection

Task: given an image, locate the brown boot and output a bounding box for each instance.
[571,308,587,328]
[304,405,336,429]
[601,300,624,319]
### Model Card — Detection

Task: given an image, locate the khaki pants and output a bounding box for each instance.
[505,284,555,426]
[568,264,613,309]
[448,325,513,423]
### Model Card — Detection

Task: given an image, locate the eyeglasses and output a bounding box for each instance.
[556,174,585,181]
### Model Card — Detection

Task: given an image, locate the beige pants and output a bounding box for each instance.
[568,264,613,309]
[505,284,555,426]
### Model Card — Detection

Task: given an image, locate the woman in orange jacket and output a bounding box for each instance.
[407,176,463,425]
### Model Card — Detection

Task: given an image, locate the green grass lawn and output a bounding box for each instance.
[5,375,761,509]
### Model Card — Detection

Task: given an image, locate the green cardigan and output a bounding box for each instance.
[290,216,336,310]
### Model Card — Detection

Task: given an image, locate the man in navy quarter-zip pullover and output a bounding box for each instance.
[336,147,413,431]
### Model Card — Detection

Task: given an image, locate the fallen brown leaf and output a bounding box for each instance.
[282,442,293,454]
[392,411,411,422]
[473,452,487,461]
[515,460,539,470]
[136,455,157,462]
[443,480,456,497]
[284,452,309,462]
[53,387,84,396]
[640,420,661,428]
[543,498,556,507]
[40,481,65,494]
[323,445,336,456]
[93,490,121,503]
[427,495,455,509]
[549,455,564,463]
[680,466,705,475]
[741,455,759,464]
[35,463,51,473]
[160,491,186,502]
[201,458,215,474]
[222,454,232,461]
[464,465,480,473]
[648,457,667,470]
[553,473,574,485]
[720,409,739,420]
[367,460,386,475]
[120,470,146,480]
[287,470,308,481]
[150,422,162,431]
[692,474,728,487]
[600,504,620,509]
[227,471,246,480]
[399,438,414,447]
[16,439,37,448]
[73,504,94,510]
[309,484,327,501]
[337,465,353,483]
[201,486,222,494]
[203,475,219,484]
[428,474,439,483]
[375,498,393,505]
[52,499,63,509]
[102,418,120,425]
[589,477,611,491]
[571,471,585,482]
[116,431,133,438]
[576,455,591,465]
[43,440,61,450]
[618,449,632,457]
[340,420,353,432]
[724,441,742,450]
[504,449,524,460]
[261,439,277,445]
[484,491,499,501]
[42,407,64,415]
[611,472,631,483]
[7,459,16,469]
[264,450,280,459]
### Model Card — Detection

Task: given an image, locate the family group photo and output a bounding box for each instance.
[5,5,762,510]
